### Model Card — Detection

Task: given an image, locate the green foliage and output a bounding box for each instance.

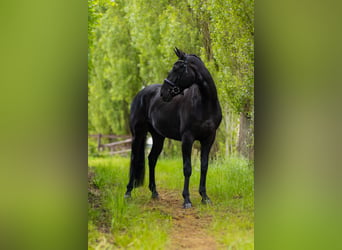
[88,0,254,156]
[89,2,141,134]
[190,0,254,116]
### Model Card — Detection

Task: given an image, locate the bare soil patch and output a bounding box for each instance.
[147,189,220,250]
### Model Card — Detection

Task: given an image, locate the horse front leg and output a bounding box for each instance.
[199,134,215,204]
[181,133,194,208]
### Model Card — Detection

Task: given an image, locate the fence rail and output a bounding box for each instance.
[89,134,132,155]
[88,134,130,139]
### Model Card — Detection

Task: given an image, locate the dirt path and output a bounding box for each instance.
[147,189,220,250]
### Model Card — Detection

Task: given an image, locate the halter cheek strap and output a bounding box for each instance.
[163,59,187,97]
[164,78,176,87]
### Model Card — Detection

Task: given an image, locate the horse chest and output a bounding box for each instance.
[190,119,215,136]
[150,111,182,140]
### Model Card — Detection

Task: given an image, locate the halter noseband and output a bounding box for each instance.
[164,78,182,96]
[163,59,187,97]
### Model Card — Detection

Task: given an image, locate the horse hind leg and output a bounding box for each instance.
[199,135,215,204]
[181,133,194,208]
[147,131,165,199]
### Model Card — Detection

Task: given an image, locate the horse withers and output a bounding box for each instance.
[124,48,222,208]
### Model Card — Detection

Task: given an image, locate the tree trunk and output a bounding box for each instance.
[237,112,254,160]
[122,100,130,134]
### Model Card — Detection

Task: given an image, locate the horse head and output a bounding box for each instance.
[160,48,199,102]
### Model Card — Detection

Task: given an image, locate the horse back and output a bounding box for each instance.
[129,84,161,134]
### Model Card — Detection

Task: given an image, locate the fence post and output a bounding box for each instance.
[97,134,102,151]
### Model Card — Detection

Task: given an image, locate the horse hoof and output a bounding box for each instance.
[183,202,192,209]
[201,198,212,205]
[151,192,159,200]
[124,192,131,199]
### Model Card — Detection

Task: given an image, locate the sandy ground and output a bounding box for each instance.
[147,189,220,250]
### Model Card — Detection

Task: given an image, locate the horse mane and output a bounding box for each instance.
[173,48,217,98]
[187,54,215,86]
[188,54,202,61]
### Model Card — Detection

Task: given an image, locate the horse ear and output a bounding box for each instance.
[174,47,185,60]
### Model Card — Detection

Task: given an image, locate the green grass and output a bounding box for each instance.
[88,155,254,249]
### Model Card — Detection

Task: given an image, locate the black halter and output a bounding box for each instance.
[164,78,176,87]
[163,59,187,97]
[164,78,182,96]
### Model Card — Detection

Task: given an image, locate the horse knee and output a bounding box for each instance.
[148,154,158,167]
[147,154,154,163]
[183,166,192,177]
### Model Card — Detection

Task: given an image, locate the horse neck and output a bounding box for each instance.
[195,74,219,107]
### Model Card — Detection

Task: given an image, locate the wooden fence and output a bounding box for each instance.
[88,134,132,155]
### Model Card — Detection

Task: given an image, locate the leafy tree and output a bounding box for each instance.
[88,0,254,159]
[89,1,141,134]
[188,0,254,158]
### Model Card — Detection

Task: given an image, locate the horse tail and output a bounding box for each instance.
[128,87,151,188]
[129,130,147,188]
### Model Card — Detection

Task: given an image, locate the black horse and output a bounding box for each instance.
[124,48,222,208]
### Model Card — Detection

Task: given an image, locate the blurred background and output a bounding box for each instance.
[1,0,342,249]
